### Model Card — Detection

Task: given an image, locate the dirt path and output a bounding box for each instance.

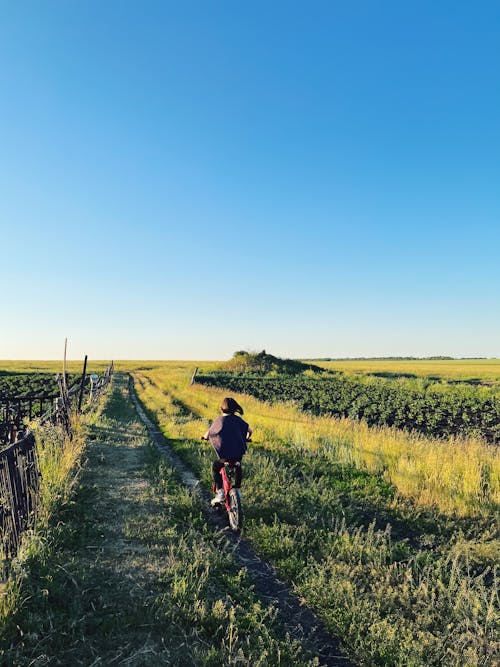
[4,374,356,666]
[129,376,354,667]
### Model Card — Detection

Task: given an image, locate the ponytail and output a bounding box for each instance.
[220,397,244,415]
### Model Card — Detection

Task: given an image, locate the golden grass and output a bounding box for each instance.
[1,358,498,381]
[133,362,500,518]
[306,358,500,382]
[0,387,110,622]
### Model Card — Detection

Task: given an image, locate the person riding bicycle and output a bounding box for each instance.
[201,397,252,506]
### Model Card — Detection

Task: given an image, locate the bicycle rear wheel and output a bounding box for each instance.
[227,488,242,531]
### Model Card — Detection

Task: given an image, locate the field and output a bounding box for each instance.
[0,360,498,666]
[305,359,500,386]
[2,358,498,382]
[0,360,150,375]
[0,363,115,442]
[0,373,80,398]
[196,372,500,443]
[131,362,499,665]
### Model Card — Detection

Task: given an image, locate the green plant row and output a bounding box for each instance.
[195,373,500,442]
[0,373,79,399]
[135,372,498,666]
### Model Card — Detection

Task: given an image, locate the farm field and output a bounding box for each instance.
[132,362,499,666]
[5,357,497,383]
[0,360,156,375]
[0,362,115,444]
[305,358,500,385]
[0,372,80,398]
[1,375,320,665]
[5,3,499,666]
[1,361,498,666]
[197,372,500,443]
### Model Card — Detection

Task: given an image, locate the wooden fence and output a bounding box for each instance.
[0,361,114,559]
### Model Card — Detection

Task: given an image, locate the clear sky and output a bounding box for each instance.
[1,1,499,360]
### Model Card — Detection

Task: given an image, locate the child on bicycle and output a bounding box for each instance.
[201,397,252,506]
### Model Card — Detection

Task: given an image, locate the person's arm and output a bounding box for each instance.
[201,416,221,441]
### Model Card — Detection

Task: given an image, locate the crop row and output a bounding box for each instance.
[195,373,500,442]
[0,373,79,399]
[135,368,499,664]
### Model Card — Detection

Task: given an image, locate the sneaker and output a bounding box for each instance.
[211,489,224,506]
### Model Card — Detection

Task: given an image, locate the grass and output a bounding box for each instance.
[0,404,94,617]
[0,376,320,666]
[133,364,499,518]
[1,358,498,384]
[305,359,500,386]
[132,363,500,667]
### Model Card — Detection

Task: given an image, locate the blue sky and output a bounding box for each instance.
[1,1,499,359]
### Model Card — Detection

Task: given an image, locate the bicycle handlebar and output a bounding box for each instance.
[200,436,252,442]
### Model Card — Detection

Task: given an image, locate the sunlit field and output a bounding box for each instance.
[131,361,499,666]
[2,359,498,517]
[134,362,499,517]
[1,360,498,665]
[305,358,500,385]
[5,357,498,384]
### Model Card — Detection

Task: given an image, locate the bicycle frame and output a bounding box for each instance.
[219,461,242,531]
[221,461,239,511]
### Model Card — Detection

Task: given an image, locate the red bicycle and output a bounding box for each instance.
[219,461,243,532]
[201,436,249,532]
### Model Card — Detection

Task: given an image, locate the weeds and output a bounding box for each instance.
[0,376,319,666]
[133,365,499,667]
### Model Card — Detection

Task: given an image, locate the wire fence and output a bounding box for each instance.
[0,360,114,559]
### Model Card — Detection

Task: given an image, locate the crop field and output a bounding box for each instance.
[196,373,500,443]
[0,360,150,375]
[0,360,498,666]
[130,361,499,666]
[0,366,111,435]
[305,359,500,386]
[0,373,79,398]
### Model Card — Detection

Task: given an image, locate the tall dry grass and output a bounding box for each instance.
[133,365,500,666]
[309,358,500,383]
[0,387,109,622]
[135,363,500,517]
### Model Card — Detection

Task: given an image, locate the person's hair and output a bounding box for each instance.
[220,397,244,415]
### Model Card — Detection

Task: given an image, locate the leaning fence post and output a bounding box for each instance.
[78,355,88,413]
[190,367,198,385]
[62,338,68,401]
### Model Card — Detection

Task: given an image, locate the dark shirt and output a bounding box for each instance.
[208,414,249,459]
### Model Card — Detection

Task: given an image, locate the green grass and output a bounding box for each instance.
[306,358,500,386]
[133,369,499,667]
[0,409,91,606]
[0,376,319,666]
[1,358,498,384]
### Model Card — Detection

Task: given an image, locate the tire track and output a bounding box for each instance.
[129,375,355,667]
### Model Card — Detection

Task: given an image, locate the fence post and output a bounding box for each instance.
[61,338,69,409]
[77,355,88,413]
